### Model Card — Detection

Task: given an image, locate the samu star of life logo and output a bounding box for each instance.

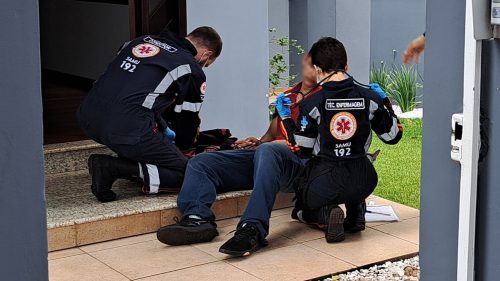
[330,112,357,140]
[132,43,160,58]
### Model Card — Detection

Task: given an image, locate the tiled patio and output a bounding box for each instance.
[48,195,419,281]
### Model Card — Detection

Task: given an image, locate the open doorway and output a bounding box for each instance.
[39,0,186,144]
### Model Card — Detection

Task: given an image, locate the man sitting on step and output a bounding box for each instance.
[155,54,369,248]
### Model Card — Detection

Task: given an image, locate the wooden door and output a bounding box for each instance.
[128,0,187,39]
[41,0,186,144]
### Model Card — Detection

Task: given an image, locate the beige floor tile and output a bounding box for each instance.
[76,212,161,246]
[372,217,420,245]
[49,254,128,281]
[271,221,325,243]
[139,261,262,281]
[226,244,354,281]
[193,224,297,260]
[80,233,156,253]
[304,228,419,267]
[216,217,241,228]
[89,240,217,280]
[48,248,85,260]
[270,207,293,218]
[48,225,77,252]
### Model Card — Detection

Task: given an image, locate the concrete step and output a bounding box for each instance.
[44,140,113,175]
[46,171,294,252]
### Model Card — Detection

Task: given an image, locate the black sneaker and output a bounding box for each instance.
[344,202,366,233]
[156,217,218,246]
[324,205,345,243]
[219,224,268,257]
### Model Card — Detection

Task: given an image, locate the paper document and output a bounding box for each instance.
[365,205,400,222]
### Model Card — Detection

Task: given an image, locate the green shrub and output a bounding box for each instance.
[388,65,422,112]
[370,63,422,113]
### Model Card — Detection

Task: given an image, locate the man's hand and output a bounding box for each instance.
[275,93,292,119]
[403,35,426,64]
[233,137,262,149]
[164,127,176,143]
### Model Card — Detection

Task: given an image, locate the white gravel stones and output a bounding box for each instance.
[323,256,420,281]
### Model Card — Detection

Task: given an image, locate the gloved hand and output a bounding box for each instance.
[164,127,176,143]
[370,83,387,99]
[275,93,292,119]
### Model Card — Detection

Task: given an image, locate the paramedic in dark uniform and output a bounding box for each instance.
[77,26,223,202]
[279,37,403,243]
[215,37,402,257]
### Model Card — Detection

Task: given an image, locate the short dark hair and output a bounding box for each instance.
[187,26,223,58]
[308,37,347,73]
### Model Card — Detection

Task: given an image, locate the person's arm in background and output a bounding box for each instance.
[403,33,426,64]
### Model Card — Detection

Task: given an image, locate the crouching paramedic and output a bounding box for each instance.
[279,37,403,243]
[77,27,222,202]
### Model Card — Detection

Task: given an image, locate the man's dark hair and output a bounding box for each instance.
[308,37,347,73]
[187,26,223,58]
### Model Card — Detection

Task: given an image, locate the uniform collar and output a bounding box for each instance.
[321,77,354,90]
[161,31,198,56]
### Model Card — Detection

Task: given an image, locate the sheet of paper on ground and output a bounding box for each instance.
[365,205,400,222]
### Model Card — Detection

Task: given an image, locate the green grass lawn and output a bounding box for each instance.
[370,119,422,209]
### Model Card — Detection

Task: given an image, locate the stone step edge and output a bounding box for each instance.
[44,140,106,155]
[47,190,253,229]
[47,192,295,252]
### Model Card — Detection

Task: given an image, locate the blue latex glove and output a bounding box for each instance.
[370,83,387,99]
[275,93,292,119]
[164,127,176,143]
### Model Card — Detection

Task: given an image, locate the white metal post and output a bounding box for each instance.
[457,0,482,280]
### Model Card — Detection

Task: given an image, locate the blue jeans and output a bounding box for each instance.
[177,143,304,238]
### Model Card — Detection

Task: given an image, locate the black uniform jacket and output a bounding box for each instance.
[77,33,206,150]
[282,77,403,160]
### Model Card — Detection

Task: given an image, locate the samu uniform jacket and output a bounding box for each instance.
[281,77,403,210]
[77,33,206,151]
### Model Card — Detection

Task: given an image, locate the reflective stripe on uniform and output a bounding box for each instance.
[369,100,378,120]
[146,164,160,194]
[379,117,400,141]
[174,101,203,113]
[309,107,321,124]
[295,135,316,148]
[142,64,192,109]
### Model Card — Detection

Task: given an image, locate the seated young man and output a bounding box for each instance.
[155,55,319,246]
[216,37,403,256]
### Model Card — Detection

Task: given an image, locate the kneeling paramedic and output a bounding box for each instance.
[77,27,222,202]
[216,37,403,256]
[279,37,403,244]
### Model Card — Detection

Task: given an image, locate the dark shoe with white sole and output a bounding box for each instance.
[219,223,268,257]
[157,217,219,246]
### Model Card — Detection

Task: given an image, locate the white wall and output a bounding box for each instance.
[336,0,372,83]
[187,0,270,139]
